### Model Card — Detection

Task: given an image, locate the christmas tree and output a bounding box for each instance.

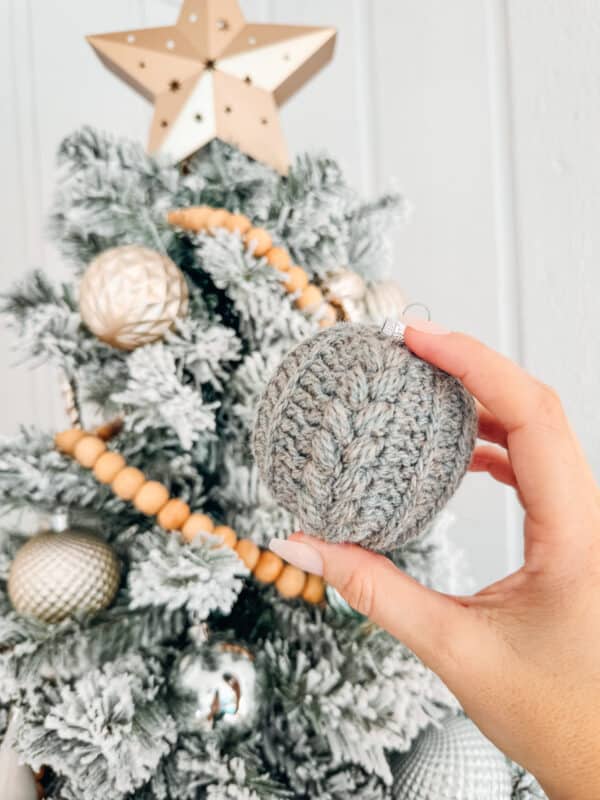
[0,4,546,799]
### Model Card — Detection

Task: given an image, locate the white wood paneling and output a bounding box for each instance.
[507,0,600,476]
[1,0,598,588]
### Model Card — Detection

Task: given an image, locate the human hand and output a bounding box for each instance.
[269,320,600,800]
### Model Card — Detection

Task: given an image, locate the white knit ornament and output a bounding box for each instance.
[8,530,121,623]
[363,279,407,325]
[79,245,188,350]
[390,716,513,800]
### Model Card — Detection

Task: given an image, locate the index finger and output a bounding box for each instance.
[403,326,587,533]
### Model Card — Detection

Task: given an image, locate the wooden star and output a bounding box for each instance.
[87,0,336,174]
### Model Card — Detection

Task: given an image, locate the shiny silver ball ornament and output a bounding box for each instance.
[8,530,121,623]
[390,716,512,800]
[172,642,258,732]
[79,245,189,350]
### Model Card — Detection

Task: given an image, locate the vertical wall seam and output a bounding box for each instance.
[351,0,378,196]
[484,0,524,571]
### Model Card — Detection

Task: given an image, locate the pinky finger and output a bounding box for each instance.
[469,445,517,488]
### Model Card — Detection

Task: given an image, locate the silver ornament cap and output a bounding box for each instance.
[79,244,188,350]
[8,529,121,623]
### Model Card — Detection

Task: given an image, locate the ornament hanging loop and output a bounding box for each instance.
[401,302,431,322]
[381,301,432,341]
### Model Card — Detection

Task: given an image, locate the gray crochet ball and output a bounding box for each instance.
[252,323,477,550]
[389,715,513,800]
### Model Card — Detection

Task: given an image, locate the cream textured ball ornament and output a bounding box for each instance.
[389,716,513,799]
[79,245,189,350]
[252,323,477,550]
[8,529,121,623]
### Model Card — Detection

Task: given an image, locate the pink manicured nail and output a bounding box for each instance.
[269,538,324,576]
[404,318,450,335]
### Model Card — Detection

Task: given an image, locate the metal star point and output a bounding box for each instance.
[87,0,336,174]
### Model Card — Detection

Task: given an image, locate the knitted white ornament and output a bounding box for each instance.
[390,716,513,800]
[252,323,477,550]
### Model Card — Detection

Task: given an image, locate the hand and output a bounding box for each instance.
[269,321,600,800]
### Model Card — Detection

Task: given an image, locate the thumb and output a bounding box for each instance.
[271,532,472,680]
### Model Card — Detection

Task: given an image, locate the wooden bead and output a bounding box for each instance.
[319,303,338,328]
[92,417,124,441]
[158,498,191,530]
[235,538,260,571]
[244,227,272,256]
[54,428,85,455]
[226,213,252,234]
[73,435,107,468]
[213,524,237,548]
[265,246,292,271]
[181,513,215,543]
[253,550,284,583]
[276,564,307,598]
[302,573,326,604]
[112,467,146,500]
[206,208,231,229]
[133,481,170,516]
[296,284,323,311]
[167,206,211,231]
[93,452,126,484]
[283,265,309,294]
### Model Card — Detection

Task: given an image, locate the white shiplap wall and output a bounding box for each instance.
[1,0,598,589]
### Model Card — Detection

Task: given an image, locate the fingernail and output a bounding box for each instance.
[269,538,323,576]
[405,318,450,335]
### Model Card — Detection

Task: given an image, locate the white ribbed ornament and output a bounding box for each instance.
[363,279,407,325]
[391,716,512,800]
[79,245,188,350]
[7,530,121,623]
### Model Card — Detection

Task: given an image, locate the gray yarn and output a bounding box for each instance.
[252,323,477,550]
[390,715,513,800]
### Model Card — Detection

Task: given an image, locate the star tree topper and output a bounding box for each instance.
[87,0,336,174]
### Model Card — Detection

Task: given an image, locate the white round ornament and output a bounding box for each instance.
[362,279,407,325]
[79,245,188,350]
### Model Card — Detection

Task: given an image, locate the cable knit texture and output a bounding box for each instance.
[252,323,477,550]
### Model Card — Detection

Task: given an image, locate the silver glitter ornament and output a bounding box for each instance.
[79,245,189,350]
[390,716,512,800]
[172,641,258,732]
[8,529,121,623]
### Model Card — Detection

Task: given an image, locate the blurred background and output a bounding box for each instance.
[1,0,598,590]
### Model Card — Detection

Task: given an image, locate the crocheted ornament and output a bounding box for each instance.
[389,716,512,800]
[252,323,477,550]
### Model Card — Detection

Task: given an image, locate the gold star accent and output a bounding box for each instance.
[87,0,336,174]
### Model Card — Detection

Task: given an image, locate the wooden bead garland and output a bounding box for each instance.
[166,205,338,328]
[54,428,326,605]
